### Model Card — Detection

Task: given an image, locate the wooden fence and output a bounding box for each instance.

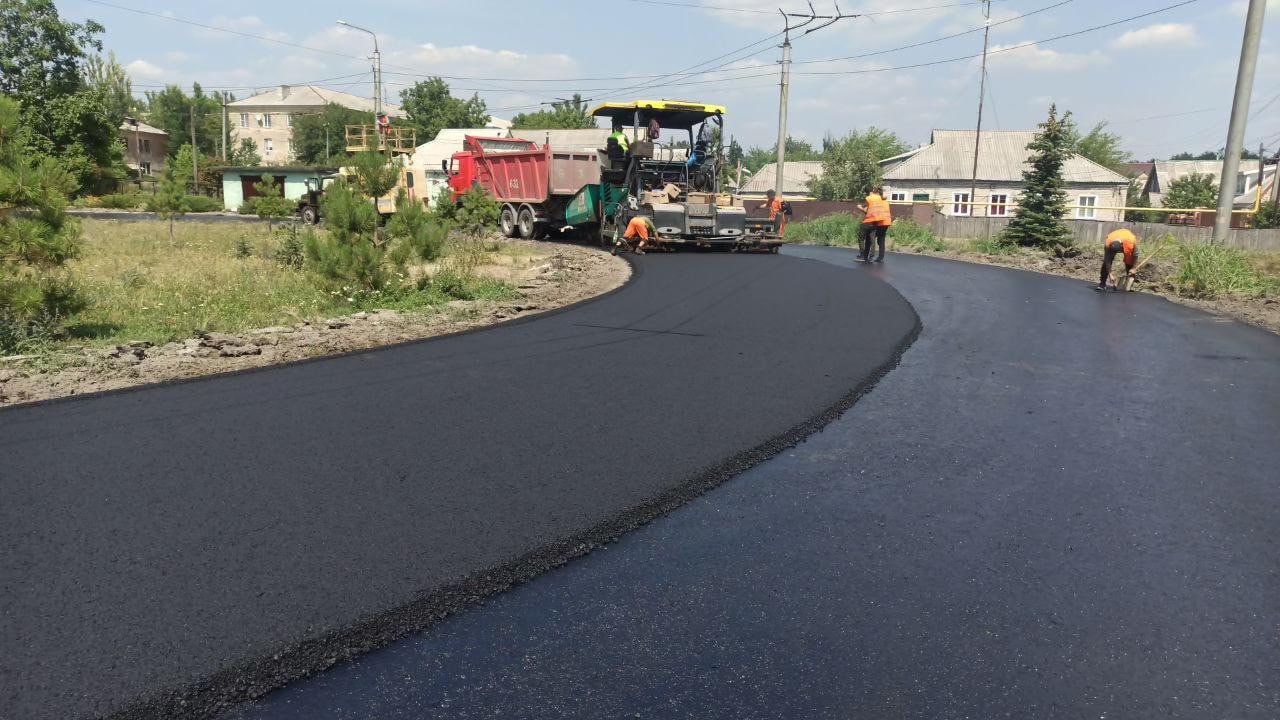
[929,216,1280,252]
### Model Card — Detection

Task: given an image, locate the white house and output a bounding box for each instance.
[881,130,1131,221]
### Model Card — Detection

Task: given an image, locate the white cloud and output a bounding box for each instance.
[987,43,1105,72]
[125,59,166,79]
[1110,23,1199,50]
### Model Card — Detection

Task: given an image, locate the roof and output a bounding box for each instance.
[120,117,167,136]
[408,128,508,172]
[486,116,513,130]
[1151,160,1228,188]
[882,130,1129,185]
[590,100,725,129]
[227,85,404,117]
[1119,161,1154,179]
[738,161,825,195]
[219,166,338,174]
[508,127,611,150]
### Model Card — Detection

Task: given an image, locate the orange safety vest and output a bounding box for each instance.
[767,198,782,220]
[1105,229,1138,264]
[863,193,892,226]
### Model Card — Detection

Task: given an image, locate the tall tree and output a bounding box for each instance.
[85,51,135,125]
[1064,119,1130,171]
[741,137,820,175]
[1002,104,1073,252]
[510,94,593,130]
[291,103,370,165]
[807,128,909,201]
[1162,172,1219,209]
[0,0,121,191]
[398,78,489,142]
[0,95,85,350]
[144,83,223,158]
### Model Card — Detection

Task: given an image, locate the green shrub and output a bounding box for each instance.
[274,225,305,268]
[386,191,448,262]
[184,195,222,213]
[305,180,398,292]
[784,213,862,247]
[233,236,253,259]
[1173,243,1275,299]
[98,193,144,210]
[887,219,945,252]
[237,197,259,215]
[453,185,501,236]
[965,236,1017,254]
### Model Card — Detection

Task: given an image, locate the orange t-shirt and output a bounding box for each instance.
[1105,229,1138,265]
[624,216,652,241]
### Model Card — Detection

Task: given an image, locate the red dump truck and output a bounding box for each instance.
[444,135,599,239]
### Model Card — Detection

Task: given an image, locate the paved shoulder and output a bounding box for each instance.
[0,253,918,720]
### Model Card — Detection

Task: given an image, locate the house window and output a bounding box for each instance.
[286,114,294,128]
[264,138,274,156]
[912,192,931,202]
[889,192,907,202]
[1076,195,1097,219]
[990,193,1008,217]
[239,113,249,128]
[952,192,971,216]
[261,113,273,129]
[140,161,151,175]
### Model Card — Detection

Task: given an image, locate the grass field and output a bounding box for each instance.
[55,220,523,349]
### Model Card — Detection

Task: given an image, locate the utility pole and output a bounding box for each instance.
[773,25,792,198]
[1258,142,1266,209]
[772,3,855,198]
[220,93,227,162]
[337,20,381,120]
[1272,148,1280,205]
[1213,0,1267,243]
[969,0,992,217]
[190,101,198,194]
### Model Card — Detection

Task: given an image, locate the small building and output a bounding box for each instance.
[226,85,406,166]
[738,160,824,198]
[1145,159,1277,208]
[219,166,336,211]
[508,128,611,152]
[119,117,168,177]
[881,130,1130,221]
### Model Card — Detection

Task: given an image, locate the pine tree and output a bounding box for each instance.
[150,163,188,243]
[1002,104,1073,253]
[0,95,85,350]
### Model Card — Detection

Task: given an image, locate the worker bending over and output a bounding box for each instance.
[1098,228,1139,291]
[616,214,656,256]
[766,189,788,236]
[858,186,892,262]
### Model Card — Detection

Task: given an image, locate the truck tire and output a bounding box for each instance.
[500,205,518,238]
[517,205,536,240]
[301,205,318,225]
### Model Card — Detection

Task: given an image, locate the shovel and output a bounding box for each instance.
[1113,234,1171,292]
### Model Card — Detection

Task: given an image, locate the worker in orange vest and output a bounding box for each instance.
[616,214,656,256]
[766,189,787,236]
[1098,228,1139,291]
[858,185,893,262]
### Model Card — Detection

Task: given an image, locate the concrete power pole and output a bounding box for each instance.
[969,0,992,217]
[1213,0,1268,243]
[220,94,227,162]
[773,29,792,198]
[190,101,198,194]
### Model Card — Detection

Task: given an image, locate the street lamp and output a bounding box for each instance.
[336,20,381,120]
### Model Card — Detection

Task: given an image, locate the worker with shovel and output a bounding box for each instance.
[615,214,656,256]
[858,186,892,262]
[1097,228,1139,291]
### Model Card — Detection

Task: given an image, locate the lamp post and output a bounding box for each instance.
[336,20,382,121]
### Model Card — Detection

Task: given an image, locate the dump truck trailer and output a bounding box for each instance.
[446,136,599,239]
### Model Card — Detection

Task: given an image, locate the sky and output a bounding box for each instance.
[59,0,1280,160]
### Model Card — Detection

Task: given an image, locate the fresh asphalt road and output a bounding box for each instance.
[0,253,917,720]
[228,247,1280,720]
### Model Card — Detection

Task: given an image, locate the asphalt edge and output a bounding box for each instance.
[0,245,636,417]
[93,262,921,720]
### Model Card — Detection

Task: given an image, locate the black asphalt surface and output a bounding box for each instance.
[0,253,917,720]
[227,247,1280,720]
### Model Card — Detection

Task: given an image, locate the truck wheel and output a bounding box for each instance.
[500,205,518,238]
[517,206,536,239]
[301,205,318,225]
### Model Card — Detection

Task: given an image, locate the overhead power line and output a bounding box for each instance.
[621,0,1018,16]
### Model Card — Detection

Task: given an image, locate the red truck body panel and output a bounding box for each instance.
[448,135,598,205]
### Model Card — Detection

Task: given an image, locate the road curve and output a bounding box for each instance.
[0,253,918,720]
[228,247,1280,720]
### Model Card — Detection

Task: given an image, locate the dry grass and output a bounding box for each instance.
[56,220,530,350]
